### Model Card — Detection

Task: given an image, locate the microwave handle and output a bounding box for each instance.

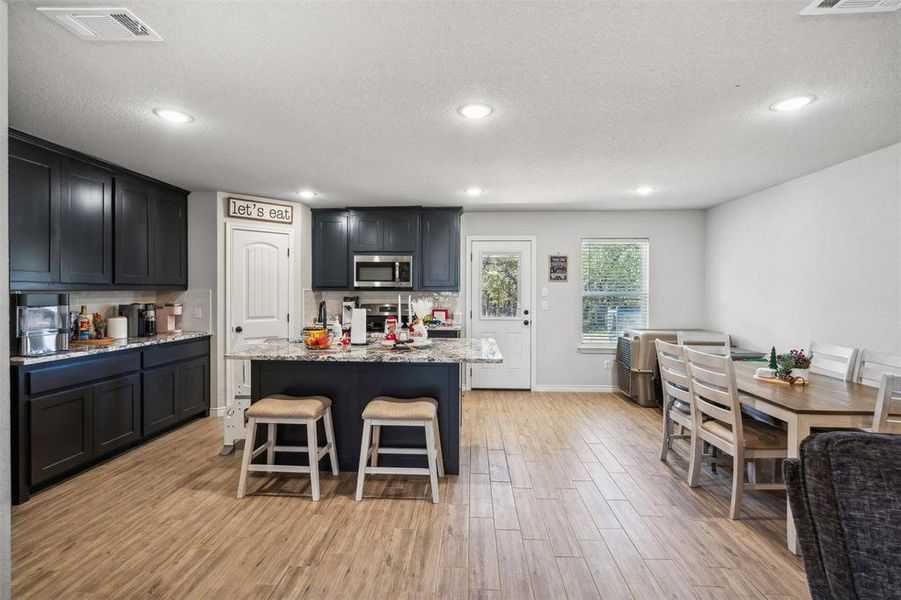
[395,262,400,283]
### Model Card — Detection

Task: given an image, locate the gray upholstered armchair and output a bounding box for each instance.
[783,432,901,600]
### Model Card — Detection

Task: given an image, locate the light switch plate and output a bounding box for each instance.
[194,307,203,319]
[541,286,549,297]
[541,300,548,310]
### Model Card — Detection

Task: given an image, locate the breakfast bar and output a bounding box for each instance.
[225,337,502,474]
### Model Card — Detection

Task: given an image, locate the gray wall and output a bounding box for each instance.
[1,2,10,596]
[461,210,707,390]
[705,143,901,354]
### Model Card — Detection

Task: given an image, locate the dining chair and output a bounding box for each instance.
[872,374,901,434]
[655,340,694,473]
[809,341,858,381]
[684,347,787,519]
[854,350,901,387]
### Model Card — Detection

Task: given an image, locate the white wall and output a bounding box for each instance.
[0,2,10,596]
[462,210,707,390]
[705,143,901,355]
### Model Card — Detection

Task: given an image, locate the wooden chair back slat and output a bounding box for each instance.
[855,351,901,388]
[873,374,901,434]
[810,341,858,381]
[684,347,742,435]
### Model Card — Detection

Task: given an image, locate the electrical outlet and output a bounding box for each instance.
[604,360,611,370]
[193,307,202,319]
[540,300,548,310]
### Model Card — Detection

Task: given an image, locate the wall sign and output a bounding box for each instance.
[549,254,568,281]
[227,197,294,224]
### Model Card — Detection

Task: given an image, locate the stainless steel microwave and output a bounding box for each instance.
[353,255,413,288]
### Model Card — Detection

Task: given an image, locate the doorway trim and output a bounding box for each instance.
[465,235,538,391]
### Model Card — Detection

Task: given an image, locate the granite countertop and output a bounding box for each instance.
[10,331,211,366]
[225,336,502,364]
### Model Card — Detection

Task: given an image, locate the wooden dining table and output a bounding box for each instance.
[733,361,879,554]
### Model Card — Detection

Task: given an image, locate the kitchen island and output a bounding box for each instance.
[225,337,502,474]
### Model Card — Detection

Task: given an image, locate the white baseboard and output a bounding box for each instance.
[210,405,227,417]
[531,384,616,393]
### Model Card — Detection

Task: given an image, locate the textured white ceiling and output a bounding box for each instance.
[8,0,901,210]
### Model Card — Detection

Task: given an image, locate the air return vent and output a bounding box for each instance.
[37,7,163,41]
[800,0,901,15]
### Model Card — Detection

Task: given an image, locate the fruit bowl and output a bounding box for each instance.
[302,327,331,350]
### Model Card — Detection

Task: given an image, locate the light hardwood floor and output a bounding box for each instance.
[12,391,810,599]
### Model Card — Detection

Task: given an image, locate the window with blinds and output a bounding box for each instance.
[581,239,649,346]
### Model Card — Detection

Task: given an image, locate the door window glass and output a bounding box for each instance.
[480,252,520,318]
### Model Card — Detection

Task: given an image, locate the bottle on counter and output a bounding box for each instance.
[143,303,157,336]
[77,305,91,340]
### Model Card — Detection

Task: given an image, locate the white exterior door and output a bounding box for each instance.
[470,240,532,389]
[229,227,291,347]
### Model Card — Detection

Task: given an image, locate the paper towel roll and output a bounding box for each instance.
[108,316,128,340]
[351,309,368,345]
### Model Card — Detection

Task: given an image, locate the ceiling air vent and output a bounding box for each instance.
[800,0,901,15]
[37,7,163,41]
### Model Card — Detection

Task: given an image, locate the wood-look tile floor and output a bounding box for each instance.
[12,391,810,599]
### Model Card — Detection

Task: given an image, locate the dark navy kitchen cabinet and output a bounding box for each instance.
[349,209,418,254]
[9,138,61,284]
[11,335,211,503]
[419,208,461,290]
[8,131,189,290]
[60,158,114,285]
[312,210,350,289]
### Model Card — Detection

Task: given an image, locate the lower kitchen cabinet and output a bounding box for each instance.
[11,335,211,503]
[29,385,93,485]
[93,374,141,456]
[143,365,180,436]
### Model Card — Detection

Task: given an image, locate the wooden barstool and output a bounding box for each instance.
[355,396,444,503]
[237,394,339,501]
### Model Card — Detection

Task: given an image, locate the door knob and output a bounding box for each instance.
[523,309,530,315]
[235,326,243,333]
[523,320,530,326]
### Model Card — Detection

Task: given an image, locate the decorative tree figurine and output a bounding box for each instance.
[769,346,778,370]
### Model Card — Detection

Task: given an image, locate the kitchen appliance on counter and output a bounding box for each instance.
[342,296,359,325]
[11,293,70,356]
[156,304,182,334]
[141,303,157,337]
[118,303,142,337]
[353,254,413,288]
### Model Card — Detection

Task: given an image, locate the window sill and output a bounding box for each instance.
[577,345,616,355]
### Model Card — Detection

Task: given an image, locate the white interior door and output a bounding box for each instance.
[470,240,532,389]
[229,227,291,346]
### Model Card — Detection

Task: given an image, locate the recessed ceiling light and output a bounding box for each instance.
[457,103,493,119]
[298,189,318,200]
[152,108,193,123]
[769,95,816,112]
[464,187,484,197]
[635,186,655,196]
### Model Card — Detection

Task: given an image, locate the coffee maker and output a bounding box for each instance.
[11,293,70,356]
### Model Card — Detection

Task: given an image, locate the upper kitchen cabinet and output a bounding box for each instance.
[349,209,418,254]
[9,138,61,284]
[114,176,154,285]
[8,131,189,290]
[419,208,461,290]
[60,158,113,285]
[150,188,188,286]
[312,210,350,289]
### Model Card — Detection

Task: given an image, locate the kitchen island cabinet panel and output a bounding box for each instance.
[9,138,60,284]
[29,385,93,485]
[92,374,141,457]
[60,158,113,285]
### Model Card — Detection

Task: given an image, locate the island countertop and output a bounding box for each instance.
[225,336,502,364]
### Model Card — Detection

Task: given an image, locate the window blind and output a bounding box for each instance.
[581,239,649,345]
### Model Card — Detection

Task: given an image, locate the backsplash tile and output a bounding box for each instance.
[303,290,462,326]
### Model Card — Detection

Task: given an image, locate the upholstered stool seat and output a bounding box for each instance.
[237,394,339,501]
[247,395,331,419]
[362,396,437,421]
[355,396,443,504]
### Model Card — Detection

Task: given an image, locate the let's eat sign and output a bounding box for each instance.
[227,197,294,224]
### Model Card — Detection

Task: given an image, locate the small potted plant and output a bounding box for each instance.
[776,349,812,381]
